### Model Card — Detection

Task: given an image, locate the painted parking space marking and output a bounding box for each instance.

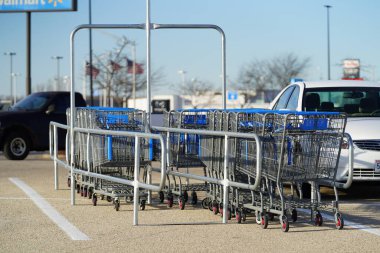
[9,177,90,241]
[299,208,380,237]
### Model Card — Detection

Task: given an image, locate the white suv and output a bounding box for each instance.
[269,80,380,183]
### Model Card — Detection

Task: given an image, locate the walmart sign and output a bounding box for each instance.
[0,0,77,12]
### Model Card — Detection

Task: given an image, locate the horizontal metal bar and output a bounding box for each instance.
[152,126,260,140]
[168,171,221,185]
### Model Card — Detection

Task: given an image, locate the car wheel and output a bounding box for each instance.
[3,132,30,160]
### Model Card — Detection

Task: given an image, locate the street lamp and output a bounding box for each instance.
[11,73,21,104]
[324,5,332,80]
[178,70,187,87]
[51,56,63,91]
[4,52,16,104]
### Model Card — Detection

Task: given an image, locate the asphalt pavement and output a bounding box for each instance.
[1,153,380,253]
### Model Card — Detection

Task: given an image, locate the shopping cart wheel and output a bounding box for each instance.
[106,196,113,203]
[80,186,84,197]
[178,197,185,210]
[83,187,88,198]
[335,213,344,230]
[261,214,269,229]
[167,194,174,208]
[242,212,247,222]
[281,216,289,232]
[67,177,71,188]
[268,213,275,221]
[236,210,242,224]
[201,198,209,209]
[221,207,231,220]
[76,184,80,194]
[114,199,120,211]
[212,201,219,215]
[183,190,188,203]
[291,209,298,222]
[314,211,323,226]
[219,203,223,215]
[88,188,93,199]
[191,191,198,205]
[92,194,97,206]
[159,191,165,203]
[140,200,146,211]
[101,195,105,201]
[255,211,261,225]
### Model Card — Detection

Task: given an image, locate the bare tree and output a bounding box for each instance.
[239,53,310,90]
[91,36,162,106]
[268,53,310,88]
[238,59,271,92]
[172,78,213,108]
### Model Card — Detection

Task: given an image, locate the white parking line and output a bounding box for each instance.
[299,208,380,237]
[9,177,90,241]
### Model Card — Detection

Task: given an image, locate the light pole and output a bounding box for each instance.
[131,41,137,108]
[4,52,16,103]
[178,70,187,87]
[324,5,332,80]
[52,56,63,91]
[11,73,21,104]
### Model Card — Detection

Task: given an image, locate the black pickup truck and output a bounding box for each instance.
[0,91,86,160]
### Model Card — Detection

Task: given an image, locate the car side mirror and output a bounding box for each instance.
[46,104,55,115]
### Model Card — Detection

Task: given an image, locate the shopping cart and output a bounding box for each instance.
[229,110,348,231]
[158,109,215,209]
[67,107,150,211]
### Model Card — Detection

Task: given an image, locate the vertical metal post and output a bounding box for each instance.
[133,136,141,226]
[222,135,229,224]
[70,31,76,206]
[221,32,226,109]
[325,5,332,80]
[4,52,16,103]
[52,56,63,91]
[89,0,94,105]
[146,0,151,130]
[10,54,14,102]
[26,12,31,95]
[54,125,58,190]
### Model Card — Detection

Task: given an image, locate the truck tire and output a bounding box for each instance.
[3,132,30,160]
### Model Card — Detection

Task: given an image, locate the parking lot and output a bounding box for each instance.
[1,153,380,252]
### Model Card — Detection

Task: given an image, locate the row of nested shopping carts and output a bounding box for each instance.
[68,107,151,210]
[159,109,347,232]
[65,106,348,232]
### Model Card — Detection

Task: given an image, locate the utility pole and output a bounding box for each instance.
[52,56,63,91]
[4,52,16,104]
[325,5,332,80]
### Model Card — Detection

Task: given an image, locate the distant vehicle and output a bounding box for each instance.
[0,100,12,111]
[0,92,86,160]
[269,80,380,190]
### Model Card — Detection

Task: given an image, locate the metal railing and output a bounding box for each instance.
[49,121,167,225]
[152,126,262,224]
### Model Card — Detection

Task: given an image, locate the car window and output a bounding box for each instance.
[273,86,295,110]
[304,87,380,117]
[286,86,300,110]
[54,95,71,114]
[12,93,51,111]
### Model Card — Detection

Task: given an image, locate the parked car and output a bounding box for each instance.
[0,91,86,160]
[269,80,380,190]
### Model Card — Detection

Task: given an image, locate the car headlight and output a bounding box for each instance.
[341,139,349,149]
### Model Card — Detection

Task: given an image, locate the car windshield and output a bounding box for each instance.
[303,87,380,117]
[11,93,52,111]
